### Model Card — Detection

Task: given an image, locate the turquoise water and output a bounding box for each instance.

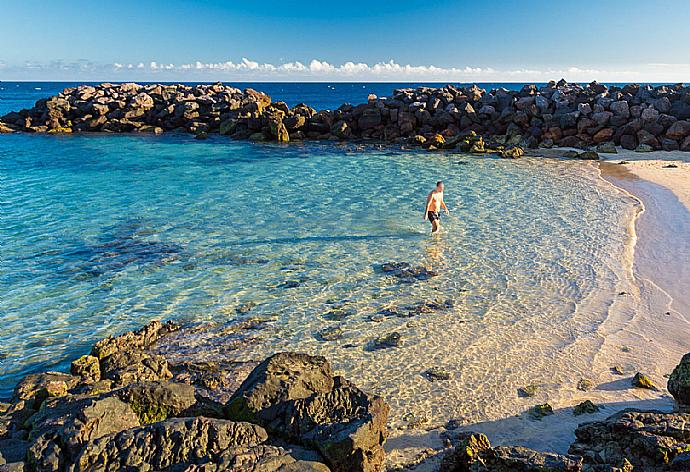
[0,133,636,412]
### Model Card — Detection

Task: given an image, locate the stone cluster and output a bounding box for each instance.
[0,321,389,472]
[3,80,690,154]
[5,320,690,471]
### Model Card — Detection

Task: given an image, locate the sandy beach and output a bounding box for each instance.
[384,150,690,470]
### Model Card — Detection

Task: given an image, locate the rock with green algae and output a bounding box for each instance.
[70,355,100,383]
[498,146,524,159]
[517,384,539,398]
[115,381,196,424]
[573,400,599,416]
[632,372,656,390]
[440,431,582,471]
[528,403,553,420]
[669,352,690,411]
[570,409,690,470]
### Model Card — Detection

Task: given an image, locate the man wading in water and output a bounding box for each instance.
[424,181,450,234]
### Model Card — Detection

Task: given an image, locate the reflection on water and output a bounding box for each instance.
[0,135,635,428]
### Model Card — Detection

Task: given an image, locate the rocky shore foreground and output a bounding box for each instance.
[2,321,690,471]
[2,81,690,156]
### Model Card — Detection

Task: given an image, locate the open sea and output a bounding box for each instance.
[0,82,638,425]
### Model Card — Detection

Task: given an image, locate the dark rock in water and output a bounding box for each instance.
[321,307,356,322]
[441,431,582,471]
[517,384,539,398]
[424,367,451,381]
[570,408,690,470]
[378,261,438,283]
[573,400,599,416]
[402,299,453,318]
[236,302,256,314]
[368,332,403,351]
[317,326,344,342]
[668,352,690,411]
[278,279,302,289]
[631,372,656,390]
[379,261,411,273]
[226,352,389,472]
[91,320,179,359]
[528,403,553,420]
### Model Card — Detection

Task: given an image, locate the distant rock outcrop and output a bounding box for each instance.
[4,80,690,154]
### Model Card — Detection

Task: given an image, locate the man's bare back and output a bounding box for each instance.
[424,181,449,234]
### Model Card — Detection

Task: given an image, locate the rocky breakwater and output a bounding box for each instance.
[3,80,690,155]
[0,321,389,472]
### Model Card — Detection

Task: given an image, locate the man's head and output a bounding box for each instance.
[436,181,444,191]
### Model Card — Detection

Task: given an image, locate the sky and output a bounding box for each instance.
[1,0,690,82]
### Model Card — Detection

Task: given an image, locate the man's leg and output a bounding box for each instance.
[431,219,440,234]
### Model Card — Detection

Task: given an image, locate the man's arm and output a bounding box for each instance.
[441,198,450,214]
[423,193,432,220]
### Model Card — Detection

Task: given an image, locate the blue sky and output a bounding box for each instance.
[1,0,689,81]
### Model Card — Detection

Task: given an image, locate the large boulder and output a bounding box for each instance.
[70,417,272,471]
[669,353,690,411]
[570,409,690,470]
[26,395,140,470]
[226,352,334,422]
[667,120,690,140]
[227,353,388,472]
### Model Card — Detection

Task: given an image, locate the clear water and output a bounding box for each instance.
[0,130,635,419]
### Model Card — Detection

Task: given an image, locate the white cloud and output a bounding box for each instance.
[1,57,688,82]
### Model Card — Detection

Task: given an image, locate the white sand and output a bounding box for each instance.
[601,150,690,212]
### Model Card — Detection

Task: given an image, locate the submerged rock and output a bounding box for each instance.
[369,332,403,351]
[424,367,451,381]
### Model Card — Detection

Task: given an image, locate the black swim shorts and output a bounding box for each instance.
[427,211,440,222]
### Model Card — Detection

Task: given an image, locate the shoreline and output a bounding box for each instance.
[385,150,690,469]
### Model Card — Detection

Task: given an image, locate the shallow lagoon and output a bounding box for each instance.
[0,134,635,427]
